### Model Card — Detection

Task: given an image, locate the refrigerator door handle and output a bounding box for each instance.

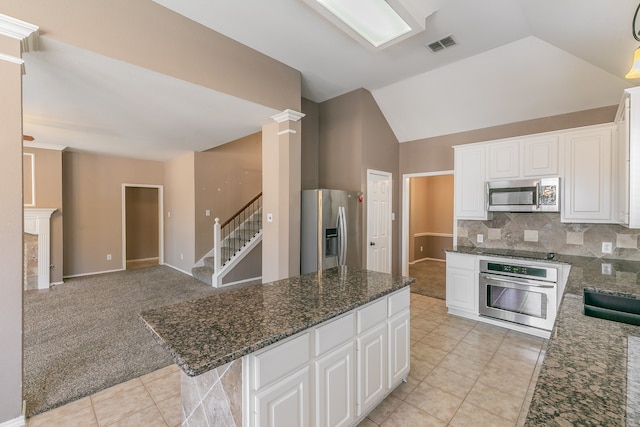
[337,206,347,265]
[341,206,347,265]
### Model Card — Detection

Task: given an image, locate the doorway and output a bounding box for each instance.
[401,171,454,299]
[121,184,164,270]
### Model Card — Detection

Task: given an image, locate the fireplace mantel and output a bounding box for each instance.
[24,208,56,289]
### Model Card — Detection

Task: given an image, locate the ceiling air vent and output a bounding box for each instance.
[426,35,457,53]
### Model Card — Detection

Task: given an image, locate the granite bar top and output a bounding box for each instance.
[140,267,414,377]
[449,247,640,425]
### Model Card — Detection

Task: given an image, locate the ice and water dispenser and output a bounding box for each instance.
[325,227,338,258]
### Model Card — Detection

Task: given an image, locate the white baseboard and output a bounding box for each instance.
[126,257,159,263]
[219,276,262,288]
[0,415,25,427]
[163,263,193,276]
[63,268,124,279]
[409,257,446,265]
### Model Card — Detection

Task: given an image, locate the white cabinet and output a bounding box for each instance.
[561,126,614,223]
[454,145,490,220]
[245,288,411,427]
[315,342,355,427]
[487,141,519,179]
[356,323,386,416]
[251,333,312,427]
[255,367,311,427]
[522,135,559,177]
[387,311,410,387]
[486,136,559,181]
[616,88,640,228]
[445,252,477,314]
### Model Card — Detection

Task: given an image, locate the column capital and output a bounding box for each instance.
[0,13,39,53]
[271,109,305,123]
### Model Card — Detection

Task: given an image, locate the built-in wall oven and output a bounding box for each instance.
[479,259,558,331]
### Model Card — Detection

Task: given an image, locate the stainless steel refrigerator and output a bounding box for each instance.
[301,189,363,274]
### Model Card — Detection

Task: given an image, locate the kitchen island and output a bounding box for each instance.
[140,266,414,427]
[448,247,640,426]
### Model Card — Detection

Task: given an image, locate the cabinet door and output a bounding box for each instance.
[387,311,410,388]
[454,146,490,220]
[255,367,311,427]
[356,323,387,416]
[487,141,519,179]
[561,127,613,222]
[315,342,355,427]
[445,253,477,313]
[522,136,559,177]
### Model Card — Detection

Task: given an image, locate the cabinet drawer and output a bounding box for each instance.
[315,312,355,356]
[388,288,410,317]
[357,298,387,334]
[253,332,310,391]
[446,253,475,270]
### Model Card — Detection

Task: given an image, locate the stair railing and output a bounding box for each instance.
[213,192,263,275]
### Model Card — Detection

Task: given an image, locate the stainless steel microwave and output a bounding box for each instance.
[487,177,560,212]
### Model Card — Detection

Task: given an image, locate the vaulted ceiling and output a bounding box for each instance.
[6,0,640,160]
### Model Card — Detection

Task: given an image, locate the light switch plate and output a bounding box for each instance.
[602,263,612,275]
[602,242,613,254]
[267,213,273,223]
[477,234,484,243]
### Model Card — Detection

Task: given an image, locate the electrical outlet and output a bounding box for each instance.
[180,253,184,260]
[477,234,484,243]
[602,242,613,254]
[267,213,273,223]
[205,209,211,217]
[602,263,612,275]
[106,254,112,261]
[420,246,423,252]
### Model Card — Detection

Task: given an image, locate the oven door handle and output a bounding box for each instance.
[480,274,555,288]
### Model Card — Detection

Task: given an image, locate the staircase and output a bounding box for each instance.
[192,193,263,287]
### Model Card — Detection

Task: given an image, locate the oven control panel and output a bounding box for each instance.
[485,262,548,278]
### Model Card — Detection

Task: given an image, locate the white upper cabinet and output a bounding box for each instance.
[487,141,520,179]
[522,136,559,177]
[454,145,490,220]
[561,125,614,223]
[486,135,559,181]
[616,88,640,228]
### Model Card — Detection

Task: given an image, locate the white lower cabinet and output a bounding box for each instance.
[245,288,410,427]
[387,311,410,387]
[255,366,311,427]
[356,323,386,417]
[315,342,355,427]
[445,252,477,315]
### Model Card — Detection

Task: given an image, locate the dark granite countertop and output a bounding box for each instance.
[449,247,640,426]
[140,267,414,377]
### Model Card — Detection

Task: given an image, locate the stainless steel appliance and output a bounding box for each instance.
[300,189,363,274]
[479,259,558,331]
[487,177,560,212]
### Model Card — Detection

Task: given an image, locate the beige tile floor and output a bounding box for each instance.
[26,293,546,427]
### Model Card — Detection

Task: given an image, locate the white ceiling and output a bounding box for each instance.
[20,0,640,160]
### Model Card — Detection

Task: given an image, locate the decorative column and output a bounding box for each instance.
[24,208,57,289]
[262,109,305,283]
[0,12,39,426]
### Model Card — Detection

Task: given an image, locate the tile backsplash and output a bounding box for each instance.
[457,213,640,261]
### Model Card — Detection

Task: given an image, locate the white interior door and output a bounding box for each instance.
[367,170,392,273]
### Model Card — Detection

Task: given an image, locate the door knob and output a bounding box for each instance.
[370,242,375,246]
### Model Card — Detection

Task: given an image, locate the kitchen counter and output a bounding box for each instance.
[139,266,414,377]
[525,256,640,426]
[449,247,640,426]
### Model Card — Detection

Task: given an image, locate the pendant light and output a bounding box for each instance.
[626,3,640,79]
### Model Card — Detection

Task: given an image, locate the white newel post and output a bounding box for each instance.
[24,208,56,290]
[213,217,221,276]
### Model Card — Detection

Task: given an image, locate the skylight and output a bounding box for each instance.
[302,0,437,50]
[316,0,412,48]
